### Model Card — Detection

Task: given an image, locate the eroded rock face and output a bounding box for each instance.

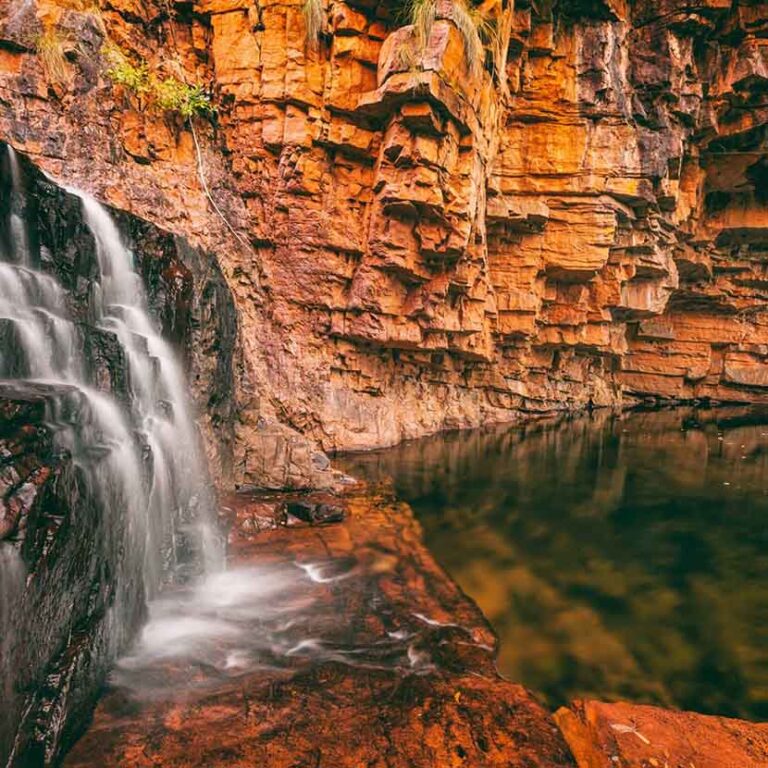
[1,0,767,465]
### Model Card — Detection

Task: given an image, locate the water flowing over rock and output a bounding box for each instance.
[76,190,222,584]
[63,487,579,768]
[0,145,223,766]
[1,1,768,764]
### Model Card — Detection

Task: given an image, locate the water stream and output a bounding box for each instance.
[78,193,221,585]
[0,145,220,762]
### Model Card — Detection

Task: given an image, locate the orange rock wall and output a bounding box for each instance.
[1,0,767,485]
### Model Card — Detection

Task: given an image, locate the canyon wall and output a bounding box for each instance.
[0,0,766,485]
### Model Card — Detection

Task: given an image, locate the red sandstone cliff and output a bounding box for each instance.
[1,0,766,487]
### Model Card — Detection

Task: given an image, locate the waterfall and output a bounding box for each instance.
[76,191,222,584]
[0,144,221,761]
[1,146,219,589]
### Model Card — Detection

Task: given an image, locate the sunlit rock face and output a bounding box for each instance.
[1,0,766,466]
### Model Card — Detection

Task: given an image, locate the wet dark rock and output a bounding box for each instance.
[0,320,31,379]
[0,387,53,541]
[82,327,129,402]
[286,499,346,525]
[0,382,145,767]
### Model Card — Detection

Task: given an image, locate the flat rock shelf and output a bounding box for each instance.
[63,487,575,768]
[64,481,768,768]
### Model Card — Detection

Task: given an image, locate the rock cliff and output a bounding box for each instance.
[1,0,767,485]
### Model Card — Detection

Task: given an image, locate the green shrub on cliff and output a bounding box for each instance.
[154,78,215,119]
[104,46,151,95]
[103,45,214,120]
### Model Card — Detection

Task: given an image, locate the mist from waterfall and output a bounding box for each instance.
[0,144,221,761]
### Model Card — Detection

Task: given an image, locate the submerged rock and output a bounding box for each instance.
[285,498,346,525]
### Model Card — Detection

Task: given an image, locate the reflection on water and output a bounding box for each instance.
[341,407,768,720]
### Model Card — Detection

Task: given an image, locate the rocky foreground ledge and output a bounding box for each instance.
[557,700,768,768]
[64,487,768,768]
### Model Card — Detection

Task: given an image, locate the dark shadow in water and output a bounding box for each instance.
[340,406,768,720]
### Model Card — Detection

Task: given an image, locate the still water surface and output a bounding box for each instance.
[342,407,768,720]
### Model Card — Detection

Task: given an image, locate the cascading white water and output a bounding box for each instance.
[0,143,220,629]
[0,264,82,380]
[77,192,222,585]
[6,148,29,269]
[0,143,222,767]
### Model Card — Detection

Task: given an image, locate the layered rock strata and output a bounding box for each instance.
[3,0,767,475]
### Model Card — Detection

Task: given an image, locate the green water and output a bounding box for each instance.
[341,407,768,720]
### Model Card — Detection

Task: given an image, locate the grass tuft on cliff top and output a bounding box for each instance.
[302,0,324,49]
[36,27,72,87]
[449,0,486,75]
[399,0,508,86]
[403,0,437,52]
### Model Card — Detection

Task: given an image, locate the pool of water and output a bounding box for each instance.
[341,407,768,720]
